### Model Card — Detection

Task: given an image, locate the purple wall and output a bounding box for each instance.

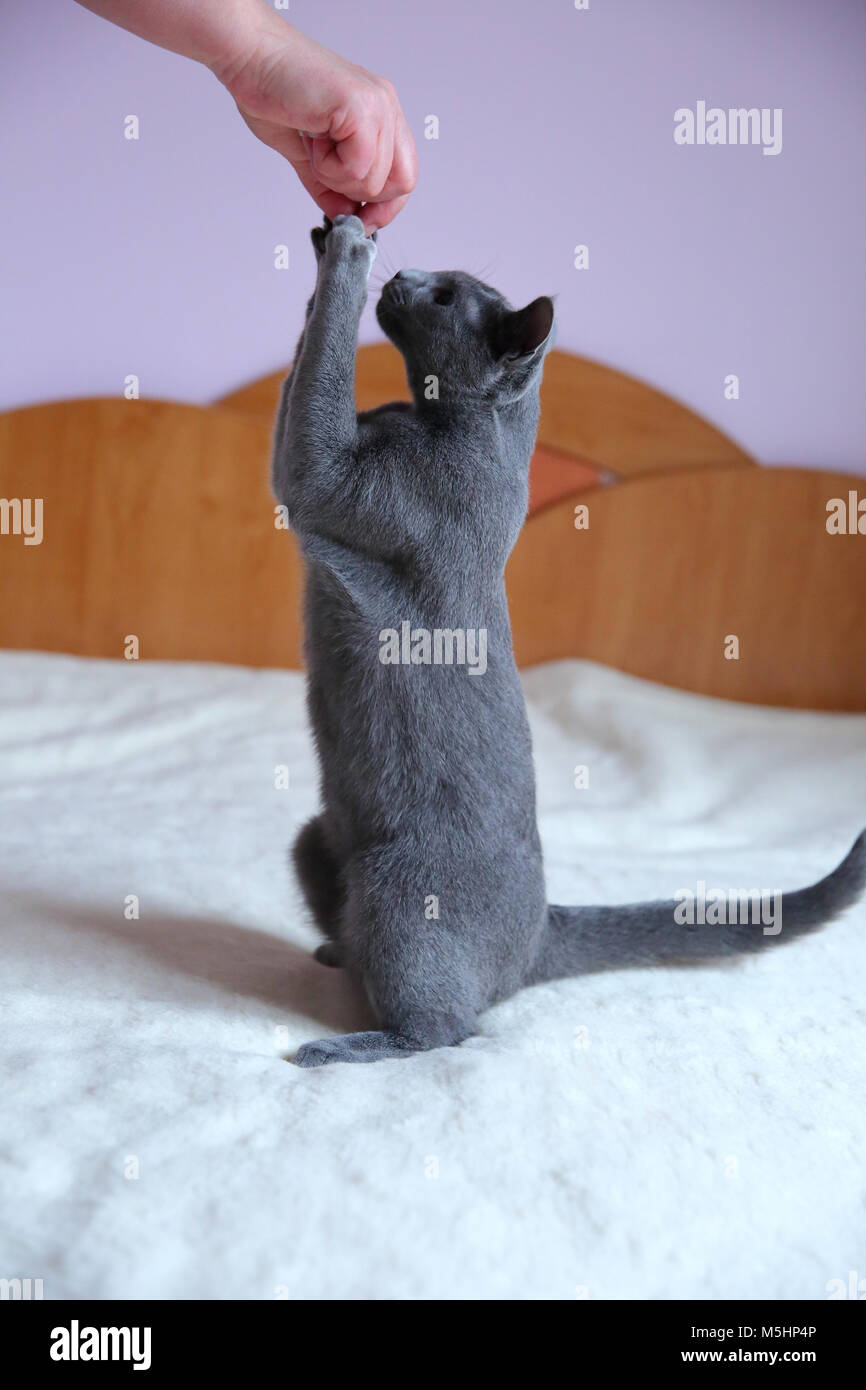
[2,0,865,472]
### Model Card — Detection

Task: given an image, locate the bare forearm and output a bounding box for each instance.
[72,0,284,75]
[72,0,417,229]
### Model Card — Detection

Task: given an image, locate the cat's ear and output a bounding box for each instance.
[494,297,555,360]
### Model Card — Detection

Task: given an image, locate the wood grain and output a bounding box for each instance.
[219,343,756,479]
[2,399,859,710]
[0,398,304,668]
[220,346,607,514]
[507,467,866,710]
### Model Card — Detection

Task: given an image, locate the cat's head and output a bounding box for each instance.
[375,269,554,405]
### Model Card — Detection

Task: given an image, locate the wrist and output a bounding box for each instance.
[207,0,297,89]
[211,9,344,140]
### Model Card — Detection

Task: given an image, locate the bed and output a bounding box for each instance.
[1,348,864,1300]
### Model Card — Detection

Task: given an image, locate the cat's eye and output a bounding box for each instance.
[433,287,455,306]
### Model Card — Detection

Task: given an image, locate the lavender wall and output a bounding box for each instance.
[2,0,864,472]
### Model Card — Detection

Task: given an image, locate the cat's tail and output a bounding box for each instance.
[528,831,866,982]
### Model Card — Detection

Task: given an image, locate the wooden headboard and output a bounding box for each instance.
[1,348,863,710]
[218,343,755,516]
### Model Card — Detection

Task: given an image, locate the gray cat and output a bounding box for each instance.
[272,213,864,1067]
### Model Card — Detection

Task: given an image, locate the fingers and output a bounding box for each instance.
[314,188,362,222]
[389,107,419,203]
[310,90,394,202]
[226,28,416,229]
[357,107,417,219]
[364,109,419,227]
[358,193,410,234]
[309,77,417,220]
[361,108,417,229]
[290,155,361,222]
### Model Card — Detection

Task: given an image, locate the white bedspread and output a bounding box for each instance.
[1,651,864,1300]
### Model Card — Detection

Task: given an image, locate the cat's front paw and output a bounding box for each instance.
[310,217,332,260]
[319,214,377,278]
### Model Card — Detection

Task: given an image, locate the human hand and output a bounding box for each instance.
[215,13,417,233]
[74,0,417,232]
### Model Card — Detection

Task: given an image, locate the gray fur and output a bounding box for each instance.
[272,214,865,1067]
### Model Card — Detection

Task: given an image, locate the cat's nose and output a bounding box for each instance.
[393,269,427,286]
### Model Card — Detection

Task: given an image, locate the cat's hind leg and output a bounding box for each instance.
[312,942,343,968]
[293,867,485,1063]
[294,1032,415,1066]
[292,1012,474,1068]
[292,815,345,964]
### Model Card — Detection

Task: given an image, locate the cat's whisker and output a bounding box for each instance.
[470,260,497,284]
[374,251,398,280]
[374,240,410,278]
